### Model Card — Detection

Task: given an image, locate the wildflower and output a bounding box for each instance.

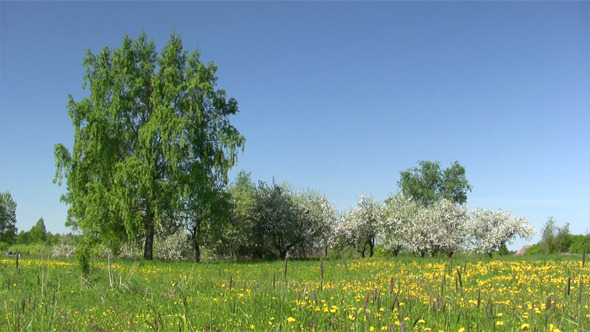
[287,317,296,323]
[249,325,255,330]
[520,323,529,330]
[370,327,375,332]
[496,321,504,326]
[459,328,466,332]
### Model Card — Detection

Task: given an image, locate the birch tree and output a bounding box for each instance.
[54,32,244,263]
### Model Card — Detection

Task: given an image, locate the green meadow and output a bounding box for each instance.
[1,255,588,331]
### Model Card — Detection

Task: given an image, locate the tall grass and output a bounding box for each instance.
[0,255,588,331]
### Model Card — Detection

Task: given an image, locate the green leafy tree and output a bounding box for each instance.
[224,171,259,258]
[179,182,232,262]
[555,222,572,253]
[16,231,30,245]
[0,191,18,245]
[398,161,472,206]
[29,218,48,243]
[569,234,590,254]
[54,32,244,261]
[540,217,557,254]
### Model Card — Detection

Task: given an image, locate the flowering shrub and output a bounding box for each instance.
[116,242,143,260]
[154,231,191,261]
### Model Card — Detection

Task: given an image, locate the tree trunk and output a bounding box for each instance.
[420,251,426,258]
[194,242,201,262]
[369,239,375,258]
[358,245,366,258]
[279,249,287,260]
[446,251,454,258]
[143,212,155,260]
[393,248,400,257]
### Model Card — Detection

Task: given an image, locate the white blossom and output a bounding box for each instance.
[468,208,535,254]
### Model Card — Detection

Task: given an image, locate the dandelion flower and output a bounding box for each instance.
[287,317,296,323]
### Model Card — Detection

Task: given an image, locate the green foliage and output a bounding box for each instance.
[54,32,245,264]
[524,243,543,255]
[222,171,258,257]
[398,161,472,206]
[76,236,96,276]
[28,218,48,243]
[496,242,511,256]
[554,222,572,253]
[532,217,589,255]
[7,243,51,256]
[569,234,590,254]
[372,243,395,258]
[0,191,18,245]
[539,217,575,254]
[540,217,557,254]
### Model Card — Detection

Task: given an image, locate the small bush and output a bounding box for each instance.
[155,232,191,261]
[525,243,543,255]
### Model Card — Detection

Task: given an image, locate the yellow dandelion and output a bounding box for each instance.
[521,323,529,330]
[287,317,296,323]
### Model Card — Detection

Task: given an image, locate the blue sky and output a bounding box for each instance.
[1,1,588,250]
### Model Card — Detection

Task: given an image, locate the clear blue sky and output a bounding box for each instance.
[1,1,588,250]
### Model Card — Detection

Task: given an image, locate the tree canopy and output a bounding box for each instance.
[54,32,244,260]
[0,191,18,245]
[398,160,472,206]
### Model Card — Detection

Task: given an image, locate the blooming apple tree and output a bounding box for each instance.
[468,208,535,256]
[402,198,468,257]
[293,189,338,256]
[334,194,384,258]
[381,194,418,256]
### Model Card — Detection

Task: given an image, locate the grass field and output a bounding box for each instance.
[0,255,588,331]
